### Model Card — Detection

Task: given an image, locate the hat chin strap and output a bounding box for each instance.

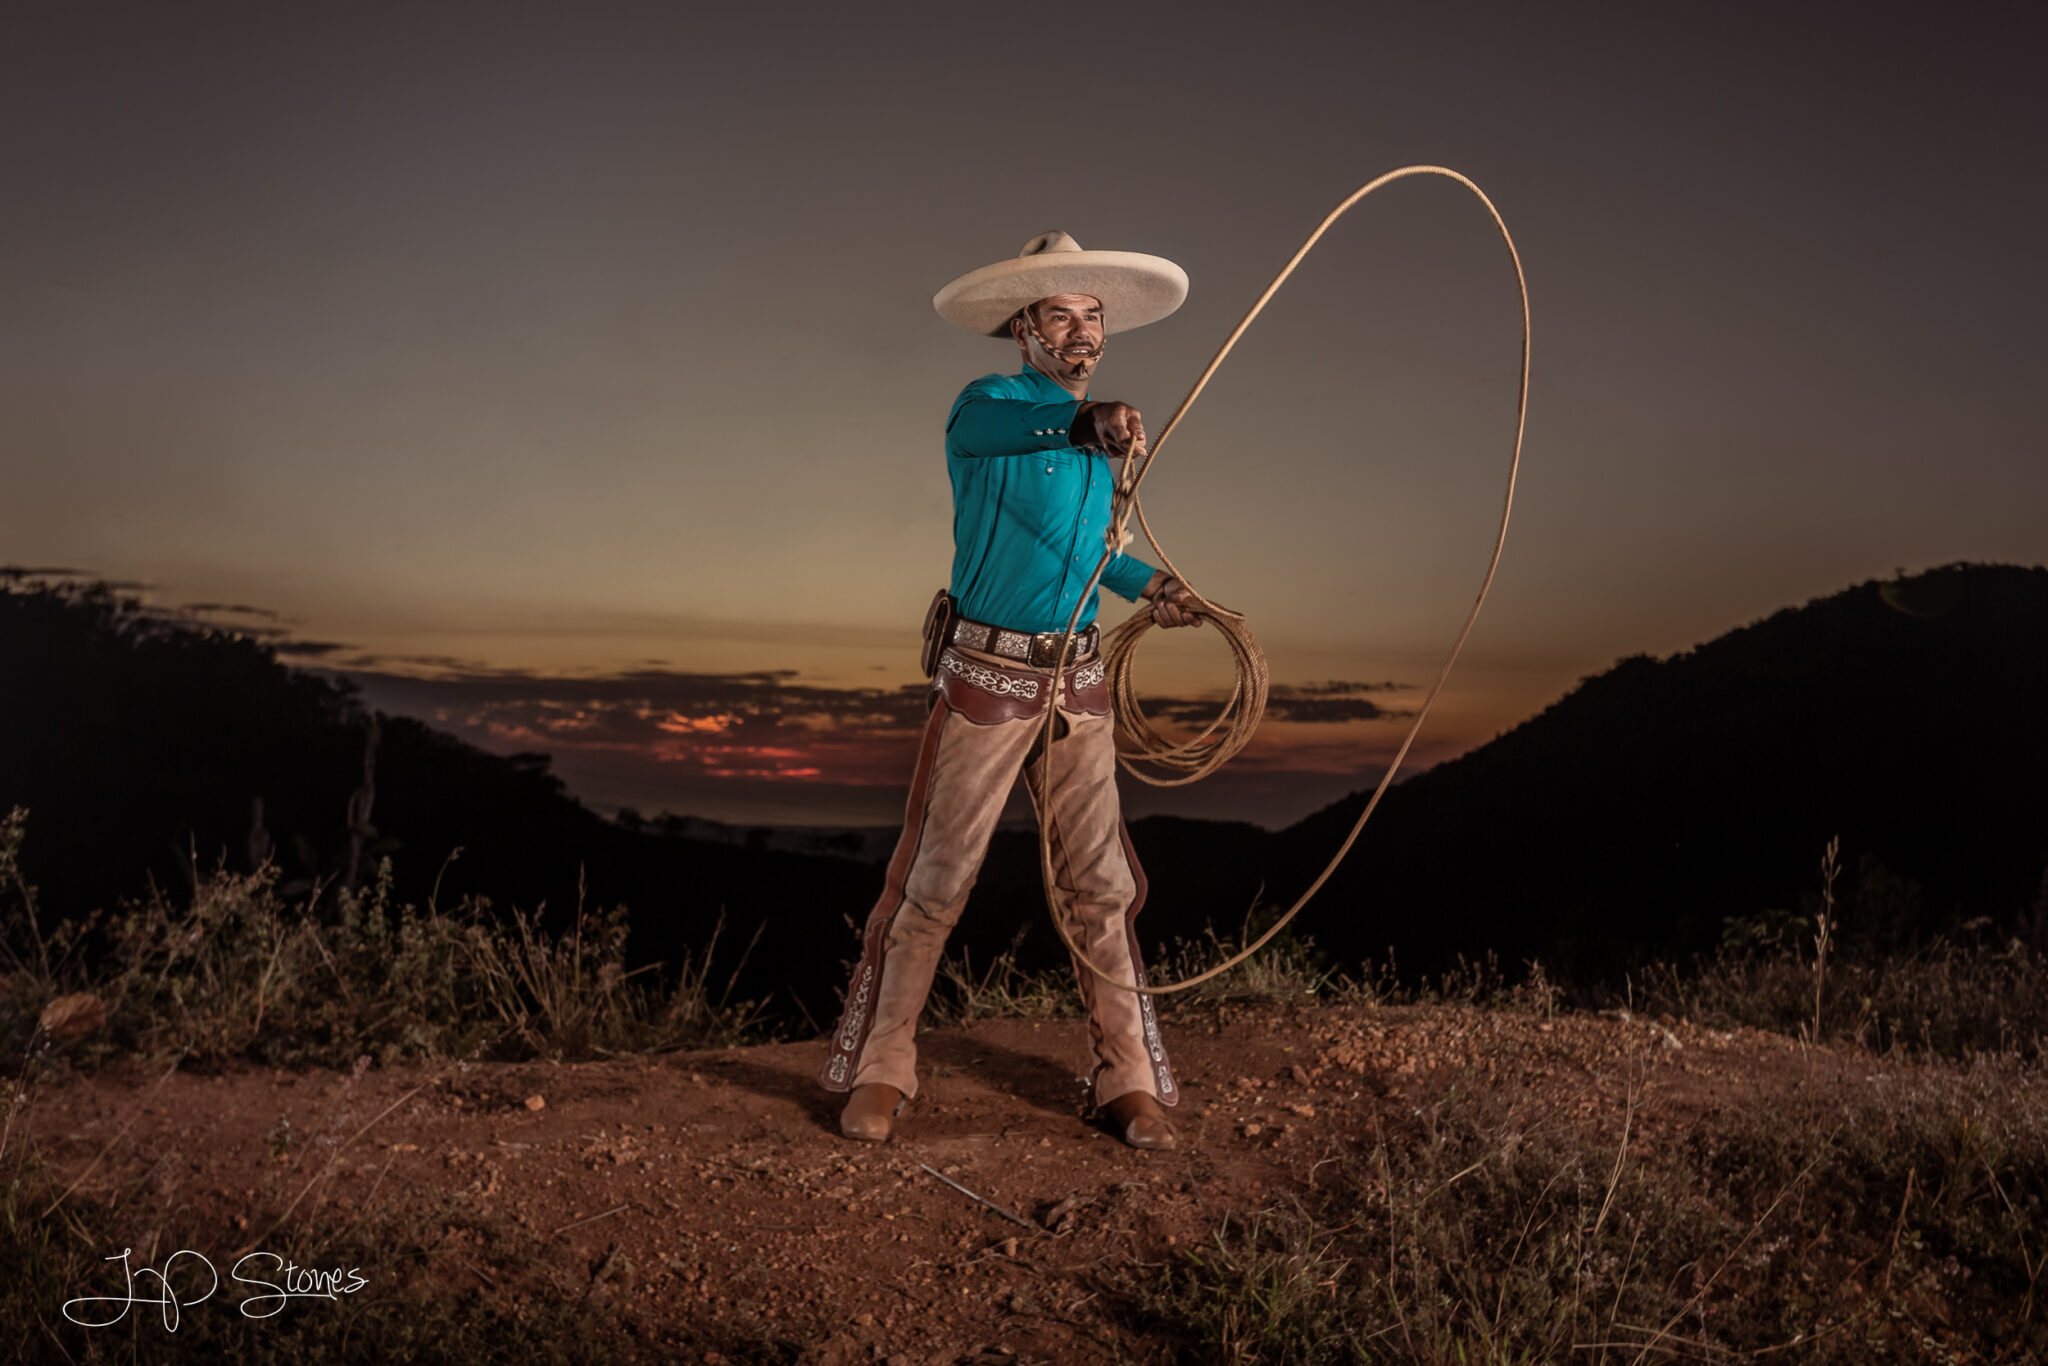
[1024,313,1106,369]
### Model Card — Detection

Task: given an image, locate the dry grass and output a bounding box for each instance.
[1,807,767,1073]
[0,806,793,1362]
[927,928,1085,1025]
[9,805,2047,1361]
[1126,1060,2047,1363]
[927,915,1344,1025]
[1637,938,2048,1065]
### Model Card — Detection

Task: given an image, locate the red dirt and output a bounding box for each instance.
[25,1002,1871,1363]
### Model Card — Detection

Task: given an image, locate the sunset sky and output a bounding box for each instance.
[5,3,2044,827]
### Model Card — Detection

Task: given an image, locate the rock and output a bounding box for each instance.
[38,992,105,1042]
[525,1094,547,1111]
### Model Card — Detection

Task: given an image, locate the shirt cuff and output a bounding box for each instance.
[1020,400,1084,450]
[946,396,1086,457]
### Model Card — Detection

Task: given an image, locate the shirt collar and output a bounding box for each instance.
[1016,365,1089,403]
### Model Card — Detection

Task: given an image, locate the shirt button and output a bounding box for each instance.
[1045,465,1053,474]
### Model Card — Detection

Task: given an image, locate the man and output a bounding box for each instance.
[818,231,1199,1150]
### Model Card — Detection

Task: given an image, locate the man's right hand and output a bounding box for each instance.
[1071,401,1147,459]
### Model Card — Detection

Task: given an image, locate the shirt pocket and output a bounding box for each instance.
[999,452,1064,514]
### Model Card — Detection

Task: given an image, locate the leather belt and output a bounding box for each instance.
[948,615,1099,669]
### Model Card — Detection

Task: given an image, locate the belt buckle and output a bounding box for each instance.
[1028,628,1096,669]
[1028,632,1076,670]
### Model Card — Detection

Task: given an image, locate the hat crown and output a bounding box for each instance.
[1020,231,1084,258]
[933,232,1187,338]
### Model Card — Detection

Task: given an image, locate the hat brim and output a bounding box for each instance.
[933,251,1189,338]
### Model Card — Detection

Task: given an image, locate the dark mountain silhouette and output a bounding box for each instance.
[5,564,2044,1024]
[0,580,877,1020]
[0,581,365,916]
[1271,563,2048,981]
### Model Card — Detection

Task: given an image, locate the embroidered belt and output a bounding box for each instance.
[935,647,1109,725]
[948,616,1100,670]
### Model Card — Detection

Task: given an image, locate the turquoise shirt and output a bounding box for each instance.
[944,367,1157,633]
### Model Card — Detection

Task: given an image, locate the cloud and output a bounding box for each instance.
[183,601,283,620]
[1266,679,1415,724]
[0,564,92,579]
[0,566,147,593]
[1144,679,1415,726]
[4,572,316,640]
[338,665,1417,796]
[342,665,935,788]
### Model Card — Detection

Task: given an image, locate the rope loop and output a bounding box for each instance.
[1037,164,1532,996]
[1102,602,1267,787]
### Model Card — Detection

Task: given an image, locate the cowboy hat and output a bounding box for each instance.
[933,231,1188,338]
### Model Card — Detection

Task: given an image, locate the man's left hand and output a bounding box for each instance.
[1144,572,1203,629]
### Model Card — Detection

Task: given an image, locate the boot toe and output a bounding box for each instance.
[840,1084,903,1143]
[1101,1092,1177,1151]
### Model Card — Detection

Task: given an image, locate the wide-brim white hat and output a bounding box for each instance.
[933,231,1188,338]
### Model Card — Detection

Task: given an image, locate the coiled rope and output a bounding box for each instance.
[1037,165,1532,995]
[1097,598,1267,787]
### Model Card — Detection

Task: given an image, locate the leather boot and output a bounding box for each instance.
[840,1083,903,1143]
[1100,1090,1177,1151]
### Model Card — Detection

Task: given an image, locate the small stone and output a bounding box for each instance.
[524,1094,547,1111]
[39,992,106,1042]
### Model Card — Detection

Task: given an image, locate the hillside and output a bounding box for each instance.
[0,580,878,1021]
[6,565,2046,1020]
[10,568,2048,1362]
[1273,563,2048,979]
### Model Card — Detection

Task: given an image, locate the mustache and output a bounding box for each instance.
[1024,317,1104,364]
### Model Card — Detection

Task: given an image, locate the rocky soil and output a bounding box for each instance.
[25,1001,1868,1363]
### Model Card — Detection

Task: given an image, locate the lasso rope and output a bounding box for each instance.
[1097,601,1266,787]
[1036,165,1532,995]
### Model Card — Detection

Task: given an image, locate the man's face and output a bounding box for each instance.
[1014,293,1105,380]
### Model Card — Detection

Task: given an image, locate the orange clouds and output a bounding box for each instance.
[656,711,741,735]
[340,664,1431,821]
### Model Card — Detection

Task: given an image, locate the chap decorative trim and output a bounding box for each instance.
[830,962,876,1083]
[1139,991,1175,1096]
[938,649,1041,700]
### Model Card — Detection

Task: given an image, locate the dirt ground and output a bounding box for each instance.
[26,1002,1868,1363]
